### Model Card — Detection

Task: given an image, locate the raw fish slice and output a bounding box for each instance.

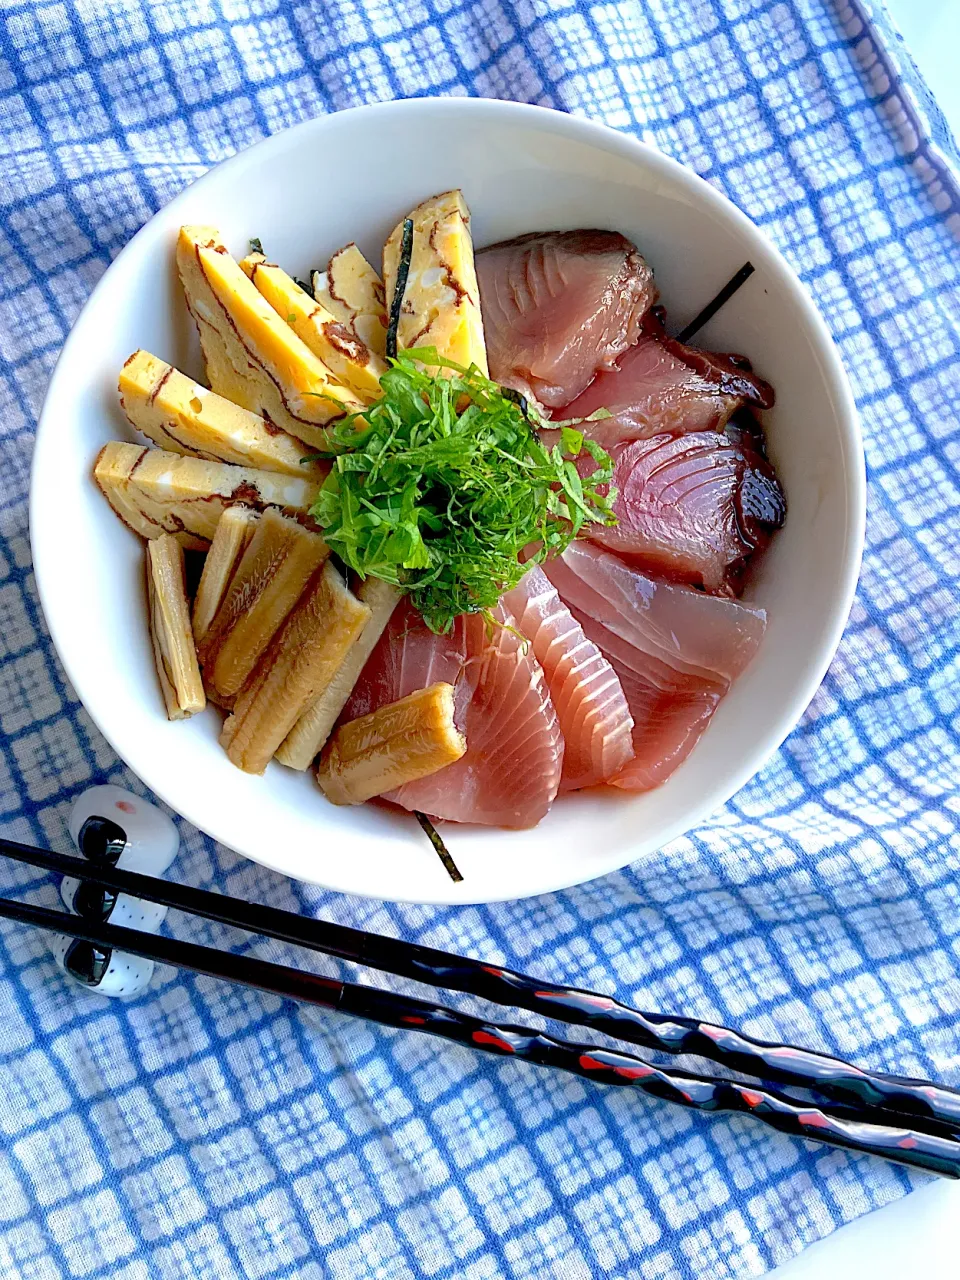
[558,308,774,443]
[504,566,634,791]
[543,541,766,686]
[476,230,656,408]
[569,607,722,791]
[586,432,786,594]
[388,607,564,828]
[340,597,468,724]
[543,542,766,791]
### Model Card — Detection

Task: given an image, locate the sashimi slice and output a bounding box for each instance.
[585,432,786,594]
[340,597,469,724]
[542,542,766,791]
[558,307,774,443]
[340,600,563,827]
[476,230,656,407]
[570,608,722,791]
[388,607,563,828]
[504,566,634,791]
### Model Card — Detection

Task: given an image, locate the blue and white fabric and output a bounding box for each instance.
[1,2,959,1277]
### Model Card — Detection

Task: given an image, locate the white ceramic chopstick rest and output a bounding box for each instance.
[67,785,180,874]
[51,785,180,997]
[49,934,156,997]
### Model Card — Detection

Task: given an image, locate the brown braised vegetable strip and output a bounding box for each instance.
[199,509,329,704]
[223,561,370,774]
[192,507,260,645]
[146,535,205,720]
[318,682,465,806]
[276,578,401,770]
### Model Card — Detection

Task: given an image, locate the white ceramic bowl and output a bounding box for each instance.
[31,98,864,905]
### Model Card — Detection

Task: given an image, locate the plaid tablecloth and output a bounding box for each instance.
[1,2,959,1277]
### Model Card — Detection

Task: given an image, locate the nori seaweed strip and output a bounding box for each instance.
[500,386,530,419]
[249,236,264,255]
[386,218,414,360]
[675,262,755,343]
[500,386,541,442]
[294,277,313,295]
[414,811,463,883]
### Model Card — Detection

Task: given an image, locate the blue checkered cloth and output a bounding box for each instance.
[1,2,959,1276]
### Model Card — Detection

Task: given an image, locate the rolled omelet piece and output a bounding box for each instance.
[119,350,325,479]
[382,190,487,373]
[192,507,260,646]
[198,508,329,703]
[94,442,322,550]
[275,577,401,770]
[146,534,205,720]
[177,226,363,450]
[312,243,388,358]
[317,682,465,806]
[222,561,371,775]
[239,253,385,403]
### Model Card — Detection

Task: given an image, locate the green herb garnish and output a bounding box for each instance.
[249,236,263,255]
[308,348,616,633]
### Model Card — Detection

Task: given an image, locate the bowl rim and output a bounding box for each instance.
[30,96,866,903]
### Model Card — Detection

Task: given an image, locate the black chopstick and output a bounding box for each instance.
[3,892,959,1178]
[675,262,755,343]
[4,835,959,1137]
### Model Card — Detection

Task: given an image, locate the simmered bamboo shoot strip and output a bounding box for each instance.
[192,507,260,646]
[118,350,326,479]
[93,442,322,550]
[275,577,402,770]
[318,682,466,806]
[222,562,371,775]
[146,535,205,720]
[198,509,329,703]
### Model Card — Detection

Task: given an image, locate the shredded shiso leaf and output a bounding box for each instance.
[307,348,617,633]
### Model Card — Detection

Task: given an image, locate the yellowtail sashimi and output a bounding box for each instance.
[342,600,563,828]
[543,541,766,790]
[504,565,634,791]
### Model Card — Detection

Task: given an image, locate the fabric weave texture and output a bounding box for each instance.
[0,2,959,1277]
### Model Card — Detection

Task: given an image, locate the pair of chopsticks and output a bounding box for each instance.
[3,836,960,1177]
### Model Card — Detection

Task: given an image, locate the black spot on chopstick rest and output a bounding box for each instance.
[63,939,111,987]
[51,785,180,998]
[77,814,127,864]
[71,880,118,921]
